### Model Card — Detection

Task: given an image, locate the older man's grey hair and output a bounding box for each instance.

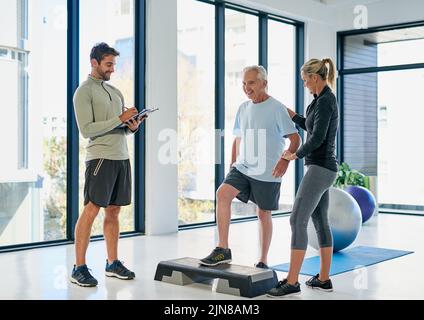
[243,65,268,81]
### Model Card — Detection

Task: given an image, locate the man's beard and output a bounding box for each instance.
[98,68,111,81]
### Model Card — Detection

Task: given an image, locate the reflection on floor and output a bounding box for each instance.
[0,213,422,300]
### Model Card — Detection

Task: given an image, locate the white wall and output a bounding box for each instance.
[335,0,424,31]
[144,0,178,235]
[303,22,337,103]
[144,0,340,234]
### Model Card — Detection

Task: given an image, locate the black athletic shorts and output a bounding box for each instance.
[84,159,131,208]
[223,167,281,211]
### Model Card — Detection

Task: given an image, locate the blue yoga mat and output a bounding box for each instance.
[271,246,413,276]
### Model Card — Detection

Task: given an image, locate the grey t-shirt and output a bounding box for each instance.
[73,75,136,161]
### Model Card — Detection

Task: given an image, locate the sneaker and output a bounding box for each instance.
[70,264,98,287]
[254,262,269,269]
[199,247,232,266]
[105,260,135,280]
[305,274,333,292]
[266,279,301,298]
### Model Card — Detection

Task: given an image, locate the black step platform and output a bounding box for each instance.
[154,257,278,298]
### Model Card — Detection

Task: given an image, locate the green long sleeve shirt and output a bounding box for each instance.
[73,75,136,161]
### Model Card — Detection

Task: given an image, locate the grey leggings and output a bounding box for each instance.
[290,165,337,250]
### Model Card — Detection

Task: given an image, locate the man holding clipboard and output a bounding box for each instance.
[71,43,146,287]
[118,107,158,128]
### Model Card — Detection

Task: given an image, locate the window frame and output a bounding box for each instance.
[0,0,147,253]
[337,20,424,216]
[178,0,305,229]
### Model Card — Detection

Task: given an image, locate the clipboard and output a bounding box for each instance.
[119,107,159,128]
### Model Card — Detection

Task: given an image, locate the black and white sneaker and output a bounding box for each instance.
[305,274,333,292]
[199,247,232,266]
[105,260,135,280]
[266,279,301,298]
[70,264,98,287]
[254,262,269,269]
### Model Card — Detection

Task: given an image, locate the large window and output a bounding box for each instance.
[267,19,296,211]
[0,0,145,251]
[177,0,215,225]
[79,0,136,234]
[0,0,67,246]
[224,9,259,219]
[339,23,424,213]
[377,69,424,207]
[343,26,424,69]
[177,1,303,227]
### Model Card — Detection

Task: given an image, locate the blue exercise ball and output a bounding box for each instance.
[307,187,362,252]
[344,185,376,224]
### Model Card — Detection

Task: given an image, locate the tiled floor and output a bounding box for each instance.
[0,213,422,300]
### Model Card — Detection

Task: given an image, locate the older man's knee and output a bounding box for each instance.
[216,185,236,204]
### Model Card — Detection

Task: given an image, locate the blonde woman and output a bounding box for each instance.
[267,58,339,298]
